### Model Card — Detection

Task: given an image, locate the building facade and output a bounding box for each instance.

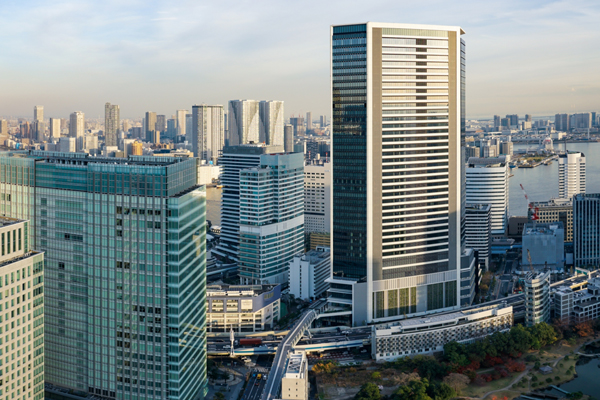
[206,284,280,334]
[466,157,508,235]
[0,151,208,400]
[176,110,187,138]
[259,101,284,146]
[288,246,330,301]
[529,198,573,242]
[574,193,600,267]
[105,103,120,147]
[145,111,158,144]
[304,162,331,234]
[284,125,294,153]
[331,22,466,324]
[522,222,565,270]
[558,152,585,199]
[191,104,225,163]
[69,111,85,140]
[465,204,491,270]
[281,352,309,400]
[50,117,61,139]
[525,271,551,327]
[238,152,304,284]
[228,100,260,146]
[0,217,45,400]
[372,304,513,362]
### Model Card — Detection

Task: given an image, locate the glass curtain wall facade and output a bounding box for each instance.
[0,151,207,400]
[331,23,465,323]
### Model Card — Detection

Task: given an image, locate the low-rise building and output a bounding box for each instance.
[525,271,551,326]
[522,222,565,270]
[281,351,309,400]
[372,304,513,362]
[288,246,330,301]
[552,277,600,325]
[529,198,573,242]
[206,284,281,334]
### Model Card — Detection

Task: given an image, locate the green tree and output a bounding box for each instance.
[371,372,382,380]
[393,379,432,400]
[355,382,381,400]
[433,383,456,400]
[214,393,225,400]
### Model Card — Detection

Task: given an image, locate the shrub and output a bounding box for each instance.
[555,376,560,381]
[546,378,553,383]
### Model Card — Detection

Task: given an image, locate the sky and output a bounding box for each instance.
[1,0,599,120]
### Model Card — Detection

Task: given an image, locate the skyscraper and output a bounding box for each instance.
[34,105,45,141]
[259,100,284,146]
[69,111,85,139]
[555,113,570,132]
[0,119,8,135]
[0,151,207,400]
[559,152,586,199]
[50,117,61,138]
[306,111,312,130]
[304,162,331,233]
[320,115,327,128]
[330,22,466,323]
[238,152,304,284]
[105,102,120,147]
[284,124,294,152]
[156,114,166,133]
[228,100,260,146]
[493,115,501,129]
[176,109,187,138]
[34,105,43,122]
[145,111,158,144]
[191,104,224,163]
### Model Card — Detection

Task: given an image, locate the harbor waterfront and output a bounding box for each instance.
[509,142,600,217]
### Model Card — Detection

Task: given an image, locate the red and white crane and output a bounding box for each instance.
[519,183,539,221]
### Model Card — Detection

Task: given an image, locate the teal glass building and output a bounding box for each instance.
[0,151,207,400]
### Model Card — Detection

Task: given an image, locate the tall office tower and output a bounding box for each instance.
[212,144,284,263]
[555,113,570,132]
[304,162,331,233]
[284,124,294,152]
[466,157,509,235]
[223,112,229,144]
[465,204,491,270]
[166,119,177,138]
[0,151,207,400]
[238,152,304,284]
[259,100,284,145]
[320,115,327,128]
[69,111,85,143]
[0,119,8,135]
[34,105,43,122]
[306,111,312,130]
[500,117,510,129]
[122,120,130,134]
[558,152,586,199]
[329,23,466,324]
[493,115,501,129]
[156,115,166,133]
[50,117,61,138]
[20,121,31,139]
[191,104,225,163]
[506,114,518,128]
[0,218,45,400]
[525,271,550,327]
[499,141,513,156]
[574,193,600,267]
[145,111,158,144]
[104,102,120,147]
[525,114,532,122]
[176,109,187,137]
[592,111,597,127]
[289,116,305,136]
[572,113,592,129]
[186,113,192,143]
[228,100,260,146]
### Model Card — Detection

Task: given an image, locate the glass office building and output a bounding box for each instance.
[331,23,467,323]
[0,151,207,400]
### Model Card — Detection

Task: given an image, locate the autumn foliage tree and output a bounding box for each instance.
[573,321,594,337]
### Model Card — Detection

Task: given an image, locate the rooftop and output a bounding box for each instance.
[523,222,563,236]
[299,247,331,264]
[284,352,306,378]
[24,150,189,166]
[467,156,507,167]
[207,284,279,297]
[0,216,24,228]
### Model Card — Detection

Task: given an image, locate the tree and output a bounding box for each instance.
[574,321,594,337]
[371,372,382,380]
[393,379,432,400]
[214,393,225,400]
[433,383,456,400]
[355,382,381,400]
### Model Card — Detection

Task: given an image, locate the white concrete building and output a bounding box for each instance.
[558,152,586,199]
[228,100,260,146]
[59,136,76,153]
[304,162,331,234]
[176,109,187,138]
[282,352,309,400]
[372,304,513,362]
[466,156,509,235]
[50,117,61,138]
[525,271,551,326]
[197,163,221,186]
[259,100,284,146]
[69,111,85,139]
[288,246,330,301]
[192,104,224,163]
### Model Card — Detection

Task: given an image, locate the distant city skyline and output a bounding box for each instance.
[0,1,599,119]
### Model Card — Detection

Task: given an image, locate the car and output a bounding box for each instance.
[255,381,260,386]
[252,373,256,377]
[223,345,231,349]
[342,331,350,335]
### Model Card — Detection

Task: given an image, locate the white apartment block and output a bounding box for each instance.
[288,246,330,301]
[372,304,513,362]
[558,152,585,199]
[466,157,508,235]
[259,101,284,146]
[191,104,225,163]
[228,100,260,146]
[282,352,309,400]
[304,162,331,234]
[525,271,551,327]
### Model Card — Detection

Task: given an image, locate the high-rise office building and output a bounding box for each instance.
[104,102,120,147]
[306,111,312,131]
[466,157,509,235]
[0,151,207,400]
[69,111,85,141]
[191,104,224,163]
[558,152,586,199]
[506,114,518,128]
[304,162,331,234]
[289,116,305,136]
[555,113,570,132]
[574,193,600,267]
[525,114,532,122]
[320,115,327,128]
[228,100,260,146]
[50,117,61,138]
[0,217,45,400]
[33,105,46,141]
[571,113,592,129]
[145,111,158,144]
[493,115,501,129]
[284,124,294,152]
[259,100,284,146]
[238,152,304,284]
[176,109,187,138]
[465,204,491,270]
[34,105,43,122]
[212,144,283,263]
[0,119,8,135]
[156,115,166,133]
[330,22,466,324]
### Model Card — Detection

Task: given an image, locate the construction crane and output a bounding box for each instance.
[520,184,539,222]
[527,249,534,274]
